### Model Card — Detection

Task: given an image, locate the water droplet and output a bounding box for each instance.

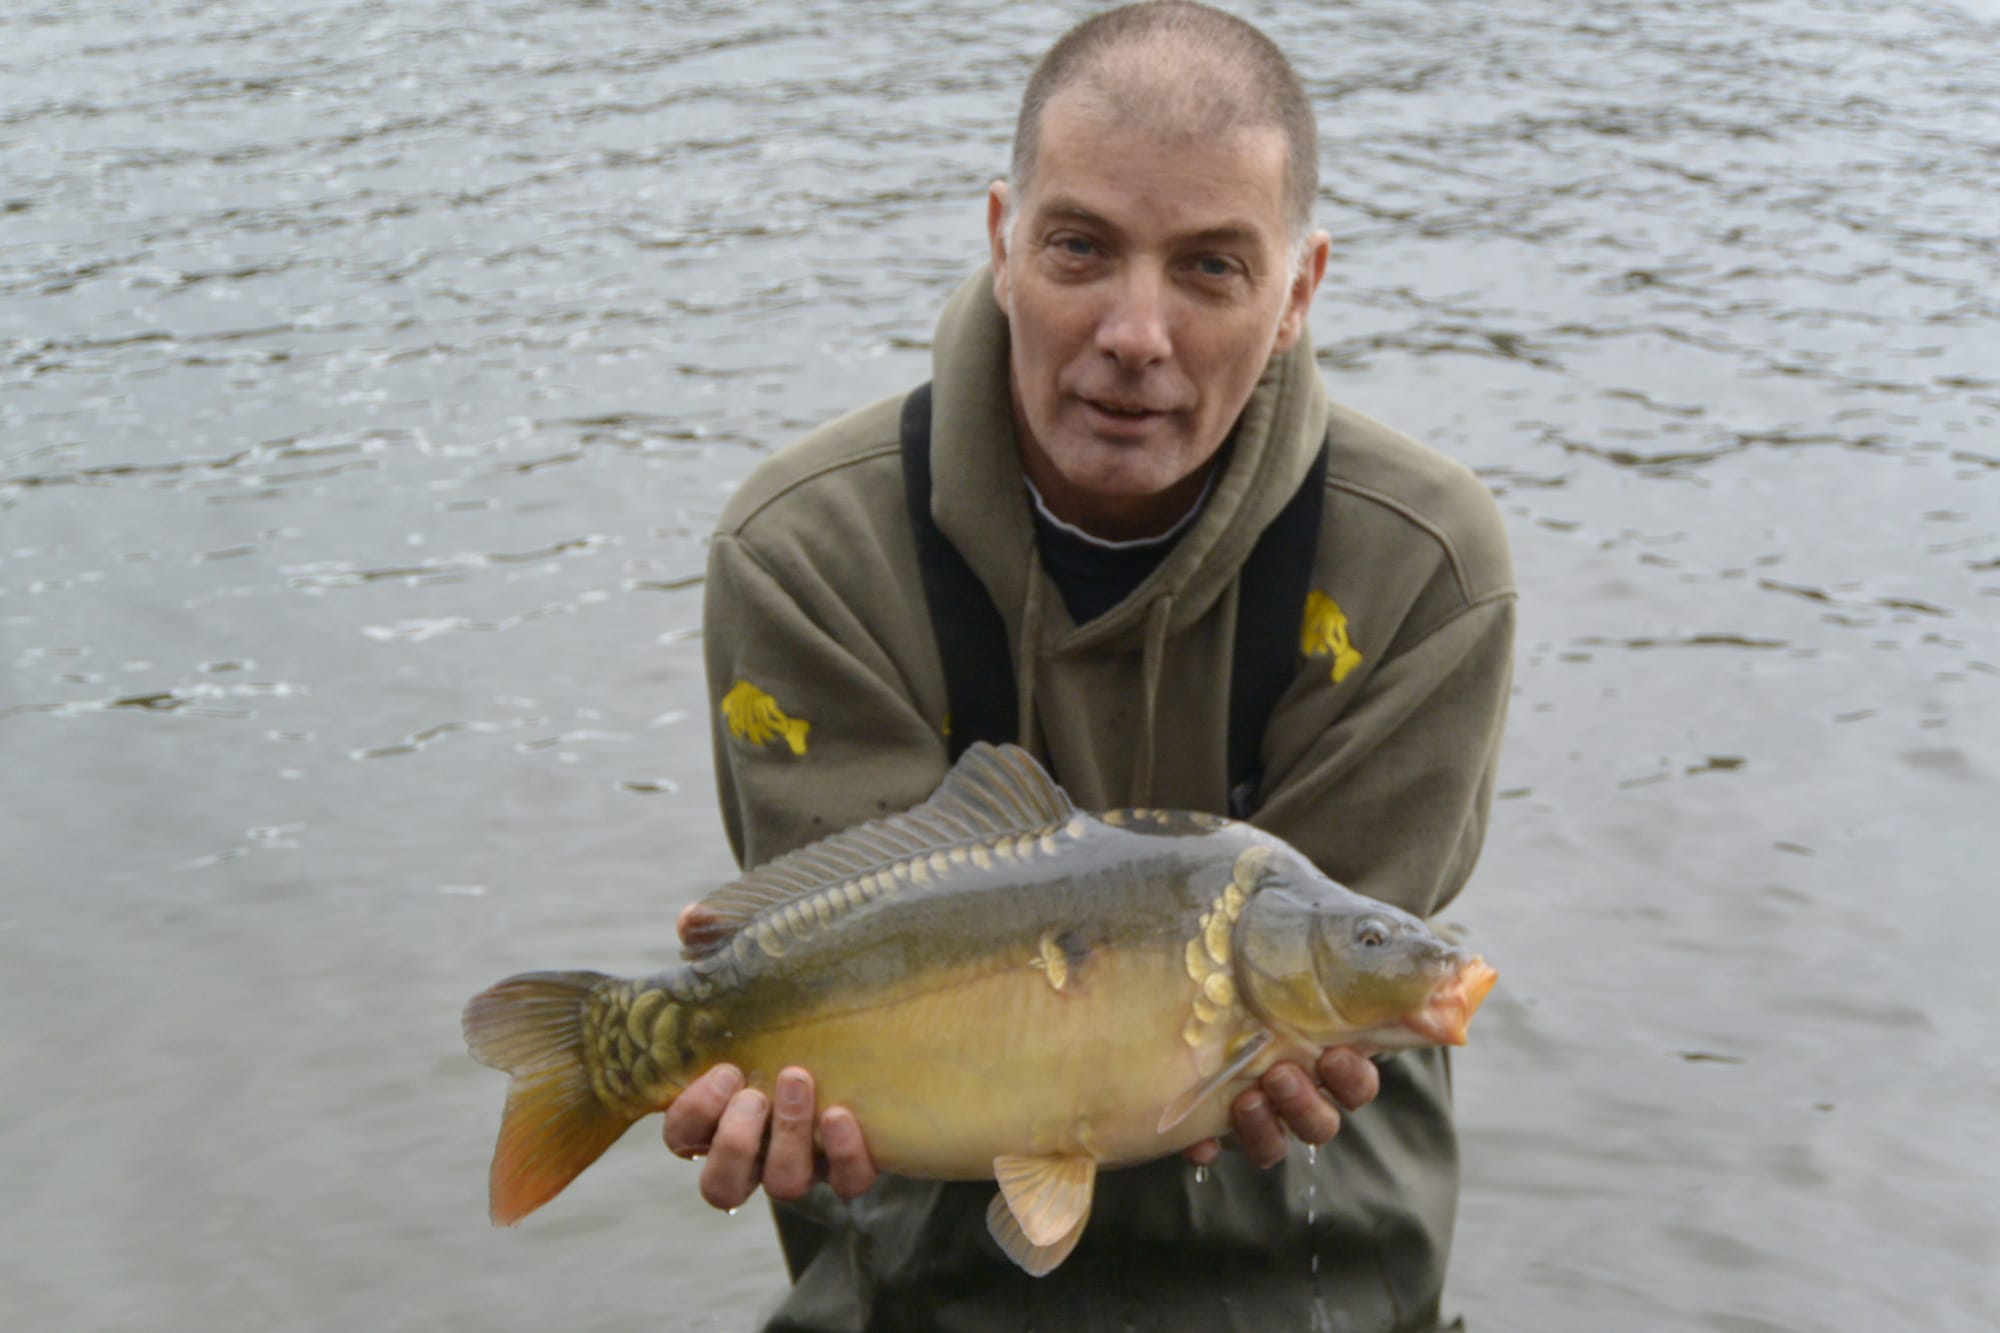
[726,1206,740,1217]
[1311,1252,1320,1274]
[1305,1143,1317,1166]
[1193,1164,1208,1185]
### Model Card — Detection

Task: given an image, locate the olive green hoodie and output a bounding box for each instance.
[702,270,1515,1332]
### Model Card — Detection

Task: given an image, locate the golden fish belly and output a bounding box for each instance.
[716,933,1230,1179]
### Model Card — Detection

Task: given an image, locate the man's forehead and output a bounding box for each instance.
[1044,71,1286,155]
[1027,195,1274,251]
[1020,100,1291,245]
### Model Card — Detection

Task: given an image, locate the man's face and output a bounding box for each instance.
[988,90,1328,540]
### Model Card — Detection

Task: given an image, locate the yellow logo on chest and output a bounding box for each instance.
[722,680,811,755]
[1301,591,1363,684]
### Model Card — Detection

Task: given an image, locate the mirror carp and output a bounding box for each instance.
[463,742,1496,1275]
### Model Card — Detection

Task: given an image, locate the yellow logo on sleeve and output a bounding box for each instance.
[1301,591,1363,684]
[722,680,811,755]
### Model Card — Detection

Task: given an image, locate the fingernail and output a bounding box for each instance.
[778,1070,809,1112]
[712,1065,743,1096]
[1269,1067,1302,1098]
[1242,1092,1268,1118]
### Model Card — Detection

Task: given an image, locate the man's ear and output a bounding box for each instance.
[987,181,1012,312]
[1271,231,1330,354]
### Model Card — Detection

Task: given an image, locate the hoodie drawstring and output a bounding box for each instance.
[1014,558,1174,808]
[1133,593,1173,806]
[1014,552,1046,757]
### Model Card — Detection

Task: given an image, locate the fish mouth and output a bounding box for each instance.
[1402,956,1498,1047]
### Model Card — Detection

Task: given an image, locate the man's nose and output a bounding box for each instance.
[1094,266,1172,368]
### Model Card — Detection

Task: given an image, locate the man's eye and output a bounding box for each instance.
[1059,237,1096,257]
[1193,256,1238,279]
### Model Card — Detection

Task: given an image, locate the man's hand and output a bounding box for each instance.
[1181,1048,1380,1169]
[668,904,876,1209]
[661,1064,879,1209]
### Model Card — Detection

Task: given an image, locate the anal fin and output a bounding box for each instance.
[985,1156,1095,1277]
[993,1152,1096,1246]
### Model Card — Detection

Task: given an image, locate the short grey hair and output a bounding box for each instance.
[1008,2,1320,242]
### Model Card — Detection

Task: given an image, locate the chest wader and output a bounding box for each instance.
[897,380,1329,818]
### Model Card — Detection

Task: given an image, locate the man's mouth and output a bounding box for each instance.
[1082,397,1168,423]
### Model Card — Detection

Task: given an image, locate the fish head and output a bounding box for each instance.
[1235,854,1496,1050]
[1307,903,1496,1049]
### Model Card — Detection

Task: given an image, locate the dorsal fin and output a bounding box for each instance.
[682,743,1075,959]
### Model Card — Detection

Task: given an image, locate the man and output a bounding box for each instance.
[670,3,1515,1329]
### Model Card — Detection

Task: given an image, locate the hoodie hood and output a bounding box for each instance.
[929,267,1330,656]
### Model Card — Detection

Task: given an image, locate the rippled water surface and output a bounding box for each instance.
[4,1,1997,1329]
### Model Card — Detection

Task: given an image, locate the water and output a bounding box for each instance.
[3,0,1996,1329]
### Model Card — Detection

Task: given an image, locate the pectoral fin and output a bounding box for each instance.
[985,1159,1094,1277]
[1156,1028,1273,1135]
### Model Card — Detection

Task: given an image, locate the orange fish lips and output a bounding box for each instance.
[1402,956,1499,1047]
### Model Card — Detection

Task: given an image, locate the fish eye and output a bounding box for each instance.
[1354,917,1391,949]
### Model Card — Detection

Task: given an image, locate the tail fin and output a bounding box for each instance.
[463,969,640,1226]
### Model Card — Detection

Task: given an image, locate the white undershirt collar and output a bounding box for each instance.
[1022,467,1218,551]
